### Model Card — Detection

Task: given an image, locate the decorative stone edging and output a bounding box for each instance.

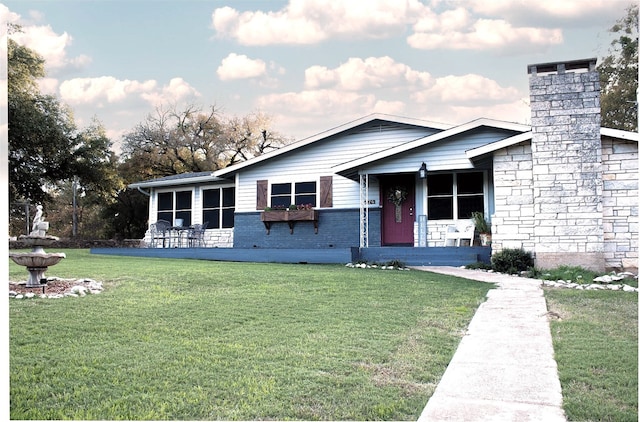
[346,263,410,270]
[9,277,104,299]
[541,279,638,292]
[481,269,638,293]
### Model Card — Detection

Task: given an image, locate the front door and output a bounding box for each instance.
[381,175,415,245]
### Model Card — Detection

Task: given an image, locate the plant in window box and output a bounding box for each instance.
[261,204,318,234]
[471,211,492,246]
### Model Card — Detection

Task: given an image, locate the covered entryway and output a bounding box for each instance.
[381,175,415,246]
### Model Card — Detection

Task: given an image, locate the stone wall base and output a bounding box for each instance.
[535,252,606,273]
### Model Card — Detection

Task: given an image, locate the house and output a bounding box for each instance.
[124,58,638,272]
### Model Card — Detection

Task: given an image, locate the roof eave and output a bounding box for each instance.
[128,174,219,189]
[601,127,639,142]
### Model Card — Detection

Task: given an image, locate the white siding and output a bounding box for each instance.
[234,122,439,211]
[362,128,513,175]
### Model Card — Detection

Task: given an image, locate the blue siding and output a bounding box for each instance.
[91,246,489,266]
[233,208,382,249]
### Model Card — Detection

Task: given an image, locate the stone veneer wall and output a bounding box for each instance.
[490,143,535,253]
[143,228,234,248]
[601,137,638,270]
[529,62,605,271]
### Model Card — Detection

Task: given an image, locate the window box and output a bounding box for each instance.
[261,210,319,234]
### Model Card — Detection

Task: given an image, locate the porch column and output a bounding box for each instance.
[418,176,428,247]
[359,173,369,248]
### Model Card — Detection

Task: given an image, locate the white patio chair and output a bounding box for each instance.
[444,223,475,247]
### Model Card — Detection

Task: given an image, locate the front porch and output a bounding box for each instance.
[91,246,491,267]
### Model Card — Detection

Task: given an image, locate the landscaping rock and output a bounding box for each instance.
[9,278,104,299]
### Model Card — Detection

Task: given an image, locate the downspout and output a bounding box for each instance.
[137,186,151,196]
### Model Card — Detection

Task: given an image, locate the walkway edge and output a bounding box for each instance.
[413,266,566,422]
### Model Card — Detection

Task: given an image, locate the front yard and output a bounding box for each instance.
[9,250,491,420]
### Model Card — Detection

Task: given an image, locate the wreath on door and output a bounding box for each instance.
[387,186,408,206]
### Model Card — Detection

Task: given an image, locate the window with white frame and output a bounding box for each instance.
[202,187,235,229]
[270,181,317,208]
[157,190,192,226]
[427,172,484,220]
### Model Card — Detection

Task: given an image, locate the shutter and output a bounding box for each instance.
[319,176,333,208]
[256,180,268,210]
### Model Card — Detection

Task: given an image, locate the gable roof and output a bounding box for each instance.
[333,118,530,177]
[213,113,451,178]
[466,126,640,160]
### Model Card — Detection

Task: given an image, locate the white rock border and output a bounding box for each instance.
[345,262,410,270]
[9,277,104,299]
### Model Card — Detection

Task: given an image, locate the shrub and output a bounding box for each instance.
[491,248,534,274]
[465,262,492,271]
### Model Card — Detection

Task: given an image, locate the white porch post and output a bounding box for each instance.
[418,177,428,247]
[359,173,369,248]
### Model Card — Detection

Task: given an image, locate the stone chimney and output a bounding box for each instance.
[527,58,605,271]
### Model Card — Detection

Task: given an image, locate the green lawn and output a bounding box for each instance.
[10,250,492,420]
[545,288,638,422]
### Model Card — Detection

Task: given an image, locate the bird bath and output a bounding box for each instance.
[9,206,66,289]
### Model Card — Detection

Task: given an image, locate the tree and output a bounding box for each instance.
[8,33,117,206]
[598,4,638,131]
[121,104,291,178]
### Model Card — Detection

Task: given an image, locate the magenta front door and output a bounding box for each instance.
[381,176,415,245]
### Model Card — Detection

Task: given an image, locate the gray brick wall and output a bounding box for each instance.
[233,208,381,249]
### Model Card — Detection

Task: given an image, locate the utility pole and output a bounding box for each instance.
[72,176,78,237]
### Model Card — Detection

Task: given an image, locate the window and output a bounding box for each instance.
[427,172,484,220]
[157,190,192,226]
[270,181,317,208]
[202,187,235,229]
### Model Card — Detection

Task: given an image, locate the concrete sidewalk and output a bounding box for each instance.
[414,266,566,422]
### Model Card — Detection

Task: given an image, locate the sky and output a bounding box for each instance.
[2,0,635,153]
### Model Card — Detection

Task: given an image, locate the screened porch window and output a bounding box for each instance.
[157,190,192,226]
[202,187,235,229]
[427,172,484,220]
[270,181,317,208]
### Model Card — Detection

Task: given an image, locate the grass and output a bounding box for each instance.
[545,288,638,422]
[9,249,492,420]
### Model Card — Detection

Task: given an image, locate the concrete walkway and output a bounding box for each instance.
[413,266,566,422]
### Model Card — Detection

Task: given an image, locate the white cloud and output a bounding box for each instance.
[209,0,601,52]
[6,7,91,72]
[211,0,424,45]
[217,53,267,80]
[305,56,433,91]
[59,76,200,107]
[408,5,563,51]
[59,77,157,105]
[141,77,201,106]
[412,74,519,105]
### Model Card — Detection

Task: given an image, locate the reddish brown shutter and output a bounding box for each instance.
[319,176,333,208]
[257,180,268,210]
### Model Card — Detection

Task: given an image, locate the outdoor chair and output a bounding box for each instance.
[444,222,475,247]
[187,222,208,247]
[150,219,172,248]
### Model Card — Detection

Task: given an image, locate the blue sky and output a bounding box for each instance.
[2,0,634,152]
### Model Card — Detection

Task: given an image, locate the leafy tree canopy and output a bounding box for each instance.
[8,29,117,205]
[598,4,638,131]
